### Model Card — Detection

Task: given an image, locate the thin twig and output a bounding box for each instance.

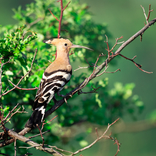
[8,80,38,91]
[49,145,73,154]
[119,54,152,74]
[105,68,121,74]
[95,127,99,138]
[6,129,63,155]
[72,118,120,155]
[58,0,64,38]
[0,109,7,133]
[3,103,20,121]
[105,135,120,156]
[147,4,153,21]
[141,4,153,25]
[78,86,101,95]
[89,53,105,79]
[0,14,156,151]
[96,66,109,77]
[63,1,71,11]
[74,65,91,71]
[0,105,27,128]
[41,115,58,130]
[48,9,59,22]
[105,35,123,58]
[36,124,44,147]
[141,5,148,24]
[44,18,156,119]
[0,153,10,156]
[14,139,17,156]
[28,130,50,139]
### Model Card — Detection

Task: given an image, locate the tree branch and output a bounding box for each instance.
[8,80,38,91]
[45,17,156,119]
[7,129,63,156]
[72,118,120,155]
[1,17,156,149]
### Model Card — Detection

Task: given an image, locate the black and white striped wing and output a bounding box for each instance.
[33,69,72,109]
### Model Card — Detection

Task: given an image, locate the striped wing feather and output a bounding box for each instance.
[33,69,72,110]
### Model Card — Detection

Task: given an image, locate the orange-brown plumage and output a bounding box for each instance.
[25,38,91,128]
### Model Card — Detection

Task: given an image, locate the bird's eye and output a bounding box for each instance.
[64,43,68,46]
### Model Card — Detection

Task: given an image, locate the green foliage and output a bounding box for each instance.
[147,109,156,123]
[0,0,144,154]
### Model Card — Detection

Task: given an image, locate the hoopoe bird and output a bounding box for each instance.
[25,38,92,128]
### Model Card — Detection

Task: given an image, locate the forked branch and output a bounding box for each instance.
[0,4,156,156]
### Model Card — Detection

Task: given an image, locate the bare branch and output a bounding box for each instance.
[14,139,17,156]
[74,66,89,71]
[141,5,148,24]
[0,11,156,153]
[119,54,153,74]
[96,66,109,77]
[28,130,50,139]
[8,80,38,91]
[105,68,121,74]
[105,35,123,57]
[41,115,58,131]
[141,5,153,24]
[0,104,27,128]
[7,129,63,155]
[63,1,71,11]
[147,4,153,21]
[36,124,44,147]
[78,86,101,95]
[105,135,120,156]
[57,0,64,38]
[48,9,59,22]
[45,18,156,119]
[72,118,120,155]
[3,103,20,121]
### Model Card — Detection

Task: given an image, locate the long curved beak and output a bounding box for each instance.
[70,45,93,51]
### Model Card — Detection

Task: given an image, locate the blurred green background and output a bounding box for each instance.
[0,0,156,156]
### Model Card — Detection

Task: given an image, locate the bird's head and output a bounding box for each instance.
[43,38,92,53]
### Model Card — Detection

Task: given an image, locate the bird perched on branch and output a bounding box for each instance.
[25,38,92,128]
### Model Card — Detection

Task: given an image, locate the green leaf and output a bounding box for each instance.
[79,140,88,147]
[95,93,102,108]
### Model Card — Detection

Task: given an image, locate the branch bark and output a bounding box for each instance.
[0,17,156,150]
[45,17,156,118]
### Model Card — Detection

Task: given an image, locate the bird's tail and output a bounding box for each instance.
[25,106,46,128]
